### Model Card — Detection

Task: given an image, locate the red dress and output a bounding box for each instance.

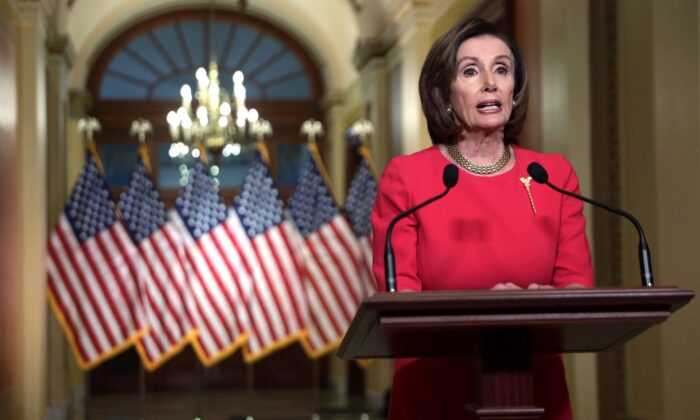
[371,145,593,420]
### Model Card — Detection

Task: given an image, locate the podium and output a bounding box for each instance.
[338,287,693,419]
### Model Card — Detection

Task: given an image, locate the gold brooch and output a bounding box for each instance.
[519,176,537,215]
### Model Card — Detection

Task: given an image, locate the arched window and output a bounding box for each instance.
[87,9,324,204]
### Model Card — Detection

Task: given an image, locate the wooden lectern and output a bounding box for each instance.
[338,287,693,419]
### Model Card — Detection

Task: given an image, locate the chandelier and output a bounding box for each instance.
[166,61,272,160]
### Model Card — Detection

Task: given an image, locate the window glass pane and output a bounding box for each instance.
[180,21,206,67]
[157,144,195,189]
[157,143,256,190]
[211,146,256,188]
[100,74,149,99]
[243,37,283,74]
[152,25,188,69]
[100,143,139,188]
[266,74,312,99]
[276,143,310,188]
[99,19,315,102]
[256,52,303,83]
[108,51,159,83]
[223,26,258,69]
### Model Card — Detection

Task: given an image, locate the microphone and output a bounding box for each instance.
[384,164,459,292]
[527,162,653,287]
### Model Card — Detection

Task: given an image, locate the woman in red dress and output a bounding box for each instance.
[371,18,593,420]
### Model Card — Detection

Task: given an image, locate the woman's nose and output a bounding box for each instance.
[482,74,496,91]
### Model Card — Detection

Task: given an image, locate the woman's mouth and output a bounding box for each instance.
[477,100,502,112]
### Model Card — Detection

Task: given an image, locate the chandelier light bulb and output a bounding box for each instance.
[167,64,271,160]
[247,108,259,123]
[233,70,244,85]
[167,111,180,126]
[219,102,231,116]
[196,106,208,121]
[234,84,246,101]
[180,84,192,100]
[209,83,220,98]
[177,106,188,119]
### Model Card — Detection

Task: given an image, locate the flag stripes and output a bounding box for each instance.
[234,157,309,362]
[47,185,144,369]
[172,162,253,365]
[49,145,381,370]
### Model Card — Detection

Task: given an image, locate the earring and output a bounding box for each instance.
[447,105,453,113]
[512,99,517,106]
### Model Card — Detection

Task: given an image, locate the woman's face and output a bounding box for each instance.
[449,35,515,134]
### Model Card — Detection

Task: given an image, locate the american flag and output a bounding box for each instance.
[46,156,144,368]
[119,160,196,370]
[289,158,365,356]
[344,157,378,297]
[234,155,309,362]
[171,162,252,365]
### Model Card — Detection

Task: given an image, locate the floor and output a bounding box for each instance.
[86,389,387,420]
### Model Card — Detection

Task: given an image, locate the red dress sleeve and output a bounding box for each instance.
[371,158,423,292]
[551,156,594,288]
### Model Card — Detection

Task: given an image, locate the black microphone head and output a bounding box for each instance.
[527,162,549,184]
[443,164,459,188]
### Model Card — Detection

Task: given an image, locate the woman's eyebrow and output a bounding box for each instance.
[456,54,513,66]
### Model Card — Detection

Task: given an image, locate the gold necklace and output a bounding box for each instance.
[446,143,511,175]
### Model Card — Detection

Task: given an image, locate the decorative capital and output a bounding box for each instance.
[69,89,92,117]
[46,32,76,68]
[352,36,395,71]
[320,89,345,111]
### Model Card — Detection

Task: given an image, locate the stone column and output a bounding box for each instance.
[393,4,433,154]
[16,1,48,418]
[354,36,394,171]
[539,1,598,419]
[46,31,77,420]
[321,90,348,202]
[351,36,397,406]
[649,1,699,418]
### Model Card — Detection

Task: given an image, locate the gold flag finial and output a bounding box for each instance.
[300,119,325,143]
[299,119,336,204]
[346,118,378,179]
[130,119,154,174]
[78,117,105,173]
[77,117,101,143]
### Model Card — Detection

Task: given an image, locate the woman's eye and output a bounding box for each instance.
[462,67,477,76]
[496,66,509,75]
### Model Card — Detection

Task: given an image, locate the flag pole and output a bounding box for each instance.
[85,371,91,420]
[138,362,147,420]
[311,358,321,420]
[193,358,204,420]
[246,362,255,417]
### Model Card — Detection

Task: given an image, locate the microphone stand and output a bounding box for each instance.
[384,187,452,292]
[543,179,654,288]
